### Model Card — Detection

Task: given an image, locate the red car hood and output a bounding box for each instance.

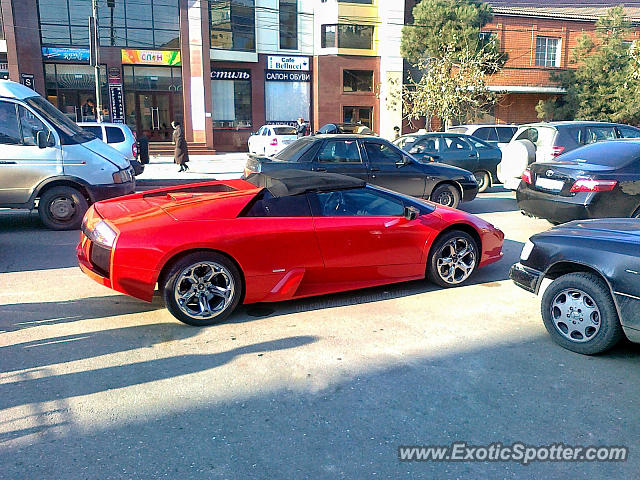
[93,180,260,226]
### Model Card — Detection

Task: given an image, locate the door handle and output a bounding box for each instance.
[314,167,327,172]
[468,154,476,158]
[370,167,380,172]
[0,161,16,164]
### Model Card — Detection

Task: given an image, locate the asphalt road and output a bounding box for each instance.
[1,189,639,479]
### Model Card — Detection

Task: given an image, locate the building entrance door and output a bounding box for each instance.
[135,93,174,141]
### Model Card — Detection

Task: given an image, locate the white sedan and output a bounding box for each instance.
[248,124,298,156]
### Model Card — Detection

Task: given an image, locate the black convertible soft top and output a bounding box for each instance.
[246,170,366,197]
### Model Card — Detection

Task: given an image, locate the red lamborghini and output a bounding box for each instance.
[77,170,504,326]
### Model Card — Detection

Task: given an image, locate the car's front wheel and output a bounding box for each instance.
[473,171,491,193]
[541,273,623,355]
[163,252,243,326]
[427,230,478,287]
[431,184,460,209]
[38,186,88,230]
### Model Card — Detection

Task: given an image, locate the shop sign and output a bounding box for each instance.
[42,47,91,63]
[109,84,125,123]
[20,73,34,89]
[108,67,122,85]
[267,56,310,71]
[265,71,311,82]
[211,69,251,80]
[121,49,181,66]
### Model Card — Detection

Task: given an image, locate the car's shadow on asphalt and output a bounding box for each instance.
[0,211,80,273]
[0,295,165,332]
[459,189,519,215]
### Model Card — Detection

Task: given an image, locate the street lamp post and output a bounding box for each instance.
[89,0,102,122]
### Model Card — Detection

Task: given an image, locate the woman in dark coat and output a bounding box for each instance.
[172,121,189,172]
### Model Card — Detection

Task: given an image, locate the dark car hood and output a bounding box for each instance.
[538,218,640,242]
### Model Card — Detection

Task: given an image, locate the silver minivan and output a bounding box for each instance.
[0,80,135,230]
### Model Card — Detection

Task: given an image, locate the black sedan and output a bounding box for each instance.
[518,140,640,224]
[510,218,640,354]
[394,133,502,193]
[315,123,375,135]
[244,135,479,208]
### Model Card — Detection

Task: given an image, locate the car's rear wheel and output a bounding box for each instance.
[541,273,623,355]
[431,184,460,209]
[473,171,491,193]
[38,186,88,230]
[163,252,243,326]
[427,230,478,287]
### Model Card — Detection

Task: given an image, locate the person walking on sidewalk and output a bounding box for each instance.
[296,117,308,138]
[172,121,189,172]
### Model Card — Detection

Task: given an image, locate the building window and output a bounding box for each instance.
[212,76,252,128]
[266,81,310,124]
[210,0,256,52]
[321,24,373,50]
[279,0,298,50]
[343,70,373,92]
[38,0,180,48]
[535,37,561,67]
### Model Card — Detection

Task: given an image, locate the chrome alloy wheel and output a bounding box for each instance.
[435,191,455,207]
[435,237,476,285]
[550,288,601,342]
[173,262,235,320]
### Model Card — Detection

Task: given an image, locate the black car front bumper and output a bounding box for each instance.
[86,180,135,203]
[460,180,479,203]
[509,262,544,294]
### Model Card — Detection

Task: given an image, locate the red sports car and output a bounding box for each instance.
[77,170,504,326]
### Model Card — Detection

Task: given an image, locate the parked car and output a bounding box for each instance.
[499,121,640,190]
[316,123,375,136]
[510,218,640,354]
[394,132,502,193]
[392,133,422,151]
[447,124,517,148]
[244,135,479,209]
[248,124,298,156]
[0,80,134,230]
[79,122,143,176]
[78,170,504,326]
[518,140,640,224]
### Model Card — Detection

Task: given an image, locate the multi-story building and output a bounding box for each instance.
[485,0,640,124]
[0,0,406,150]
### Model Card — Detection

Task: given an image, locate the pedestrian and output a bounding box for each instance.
[393,126,401,140]
[137,131,150,165]
[81,99,96,122]
[172,120,189,172]
[296,117,308,138]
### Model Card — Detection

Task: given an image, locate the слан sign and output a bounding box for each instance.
[265,71,311,82]
[267,56,310,71]
[211,70,251,80]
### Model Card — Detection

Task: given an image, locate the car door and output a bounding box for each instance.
[361,139,426,197]
[309,186,429,283]
[311,138,368,180]
[438,135,479,173]
[0,101,61,205]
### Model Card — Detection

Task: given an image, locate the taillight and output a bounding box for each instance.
[569,178,618,193]
[521,168,532,185]
[551,146,565,157]
[270,138,278,146]
[132,142,138,158]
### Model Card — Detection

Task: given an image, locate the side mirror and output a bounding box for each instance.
[395,156,411,168]
[36,130,48,149]
[403,206,420,221]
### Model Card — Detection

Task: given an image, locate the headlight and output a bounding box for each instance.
[112,168,133,184]
[520,240,535,261]
[83,215,117,248]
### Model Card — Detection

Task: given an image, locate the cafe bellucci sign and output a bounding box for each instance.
[267,56,310,71]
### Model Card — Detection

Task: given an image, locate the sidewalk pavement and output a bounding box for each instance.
[136,152,248,188]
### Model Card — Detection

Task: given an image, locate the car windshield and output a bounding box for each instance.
[273,126,297,136]
[25,96,94,144]
[559,141,640,167]
[273,137,314,160]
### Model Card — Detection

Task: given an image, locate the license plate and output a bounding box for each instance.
[535,177,564,191]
